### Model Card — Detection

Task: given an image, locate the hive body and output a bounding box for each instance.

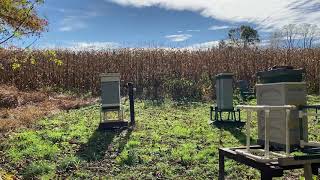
[256,82,308,149]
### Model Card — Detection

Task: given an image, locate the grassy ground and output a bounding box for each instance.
[1,96,320,179]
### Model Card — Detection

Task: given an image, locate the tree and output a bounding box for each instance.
[218,40,227,49]
[281,24,299,49]
[0,0,47,47]
[228,25,260,48]
[298,23,319,49]
[269,24,320,49]
[269,30,282,49]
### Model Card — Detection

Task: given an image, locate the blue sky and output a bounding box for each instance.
[28,0,320,49]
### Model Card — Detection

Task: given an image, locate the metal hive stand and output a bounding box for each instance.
[210,106,245,128]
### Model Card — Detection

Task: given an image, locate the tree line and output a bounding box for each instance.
[220,24,320,49]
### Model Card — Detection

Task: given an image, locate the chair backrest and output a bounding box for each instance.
[237,80,250,92]
[100,73,121,107]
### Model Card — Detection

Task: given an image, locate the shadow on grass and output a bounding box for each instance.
[76,128,133,162]
[216,125,247,146]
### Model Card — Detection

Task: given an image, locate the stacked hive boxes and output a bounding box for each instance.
[256,67,307,150]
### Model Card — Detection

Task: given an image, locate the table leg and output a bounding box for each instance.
[304,163,313,180]
[261,171,273,180]
[219,150,225,180]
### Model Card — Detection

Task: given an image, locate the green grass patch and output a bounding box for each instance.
[1,96,320,179]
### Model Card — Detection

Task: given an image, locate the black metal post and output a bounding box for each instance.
[210,106,213,121]
[219,149,225,180]
[128,82,135,126]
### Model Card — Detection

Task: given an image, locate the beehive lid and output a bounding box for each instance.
[256,66,305,84]
[216,73,234,79]
[100,73,120,82]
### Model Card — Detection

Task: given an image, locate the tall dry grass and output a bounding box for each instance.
[0,47,319,100]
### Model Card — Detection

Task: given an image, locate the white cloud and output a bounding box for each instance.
[107,0,320,30]
[208,25,231,31]
[58,10,100,32]
[187,29,200,32]
[185,39,271,49]
[165,34,192,42]
[67,41,121,50]
[184,40,220,50]
[59,26,73,32]
[257,39,271,47]
[59,16,88,32]
[35,41,121,50]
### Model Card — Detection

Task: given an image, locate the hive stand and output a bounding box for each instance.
[218,105,320,180]
[99,73,135,130]
[210,106,244,127]
[219,146,320,180]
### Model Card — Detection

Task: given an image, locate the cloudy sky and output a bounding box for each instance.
[31,0,320,49]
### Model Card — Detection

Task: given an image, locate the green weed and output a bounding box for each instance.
[22,161,56,179]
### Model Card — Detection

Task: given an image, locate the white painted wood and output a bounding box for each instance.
[265,109,270,158]
[286,109,290,156]
[246,111,252,152]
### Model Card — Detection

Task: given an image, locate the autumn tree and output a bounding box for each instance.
[0,1,59,70]
[0,0,47,47]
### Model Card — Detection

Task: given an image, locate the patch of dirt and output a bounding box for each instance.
[0,85,98,133]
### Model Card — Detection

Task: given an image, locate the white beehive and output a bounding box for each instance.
[100,73,121,108]
[256,82,308,149]
[216,73,234,110]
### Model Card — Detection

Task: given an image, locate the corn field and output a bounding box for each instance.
[0,48,319,100]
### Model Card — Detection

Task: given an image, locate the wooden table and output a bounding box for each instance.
[219,146,320,180]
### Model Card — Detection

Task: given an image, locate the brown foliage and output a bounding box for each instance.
[0,48,320,99]
[0,85,98,133]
